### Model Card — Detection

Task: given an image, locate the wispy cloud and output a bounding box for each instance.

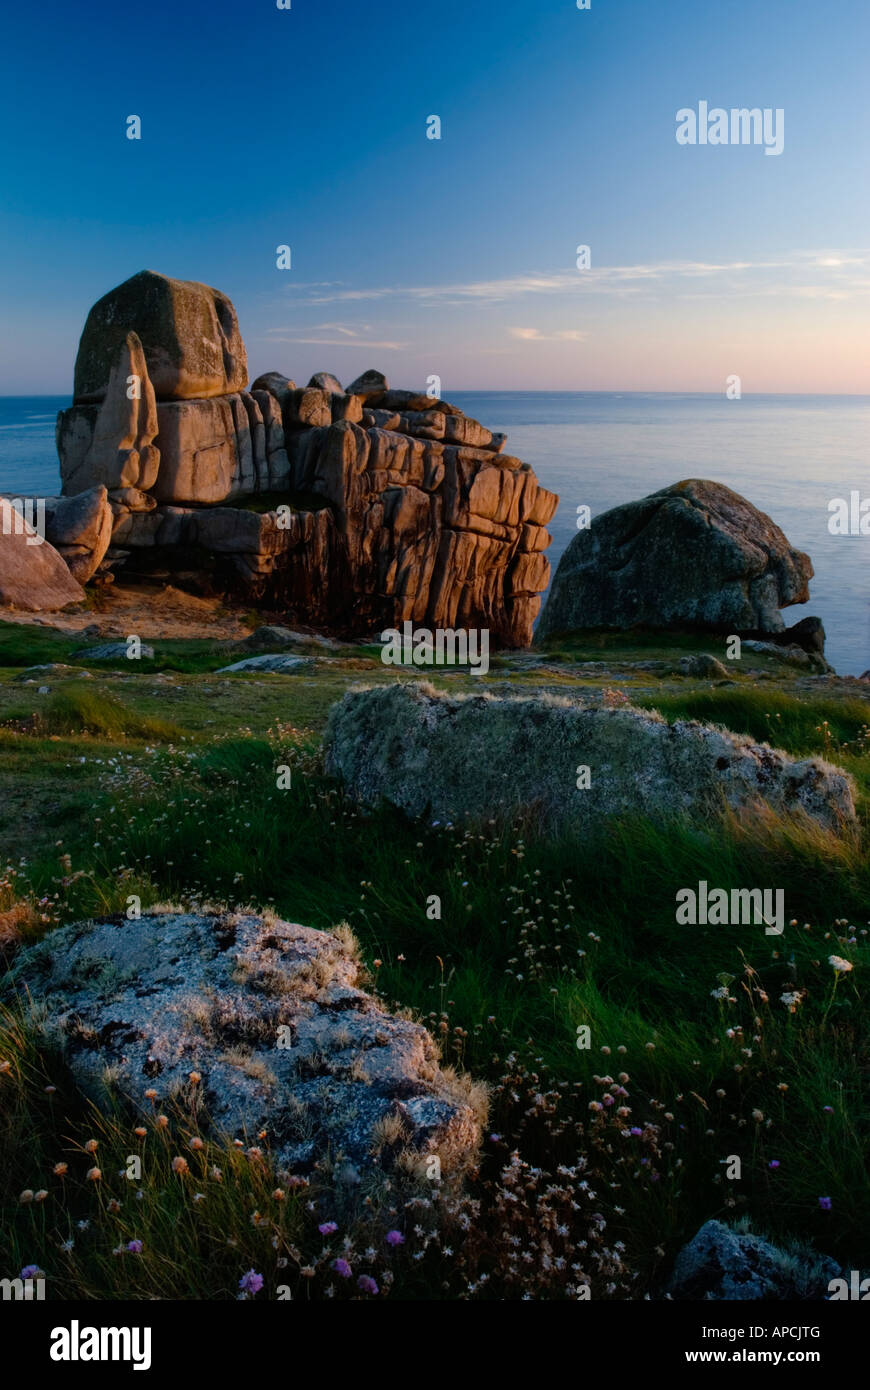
[510,327,586,342]
[276,251,870,307]
[261,322,407,350]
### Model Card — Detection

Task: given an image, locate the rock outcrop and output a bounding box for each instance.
[0,500,86,610]
[7,909,483,1178]
[324,682,856,833]
[54,272,557,645]
[538,480,813,641]
[667,1221,841,1300]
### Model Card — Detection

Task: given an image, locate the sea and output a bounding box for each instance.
[2,391,869,676]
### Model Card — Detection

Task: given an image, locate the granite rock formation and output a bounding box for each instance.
[54,272,557,645]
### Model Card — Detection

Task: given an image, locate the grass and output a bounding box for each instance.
[1,625,869,1298]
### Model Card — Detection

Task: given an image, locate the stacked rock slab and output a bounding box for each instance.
[56,272,557,645]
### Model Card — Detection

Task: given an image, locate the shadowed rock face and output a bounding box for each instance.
[667,1220,841,1300]
[8,910,483,1178]
[538,479,813,640]
[72,270,248,403]
[324,682,856,832]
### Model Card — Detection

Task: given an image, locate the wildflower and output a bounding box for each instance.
[238,1269,263,1295]
[156,1115,169,1129]
[133,1128,147,1139]
[210,1165,223,1180]
[0,1060,10,1074]
[193,1193,205,1203]
[76,1220,90,1232]
[127,1240,143,1254]
[272,1189,285,1202]
[44,1085,57,1094]
[818,1196,832,1211]
[107,1198,121,1213]
[752,1110,764,1123]
[144,1089,157,1101]
[319,1221,338,1236]
[829,955,853,973]
[171,1156,189,1174]
[780,992,804,1013]
[19,1188,34,1204]
[20,1265,41,1279]
[84,1139,98,1153]
[60,1240,74,1253]
[333,1258,352,1278]
[188,1071,201,1084]
[53,1162,68,1177]
[769,1160,780,1169]
[385,1230,405,1246]
[188,1136,204,1151]
[86,1168,101,1182]
[357,1274,379,1295]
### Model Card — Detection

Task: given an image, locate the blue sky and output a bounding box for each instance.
[1,0,868,394]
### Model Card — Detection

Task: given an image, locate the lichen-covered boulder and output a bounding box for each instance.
[7,910,483,1177]
[324,682,856,833]
[538,480,813,639]
[667,1221,841,1300]
[73,270,248,403]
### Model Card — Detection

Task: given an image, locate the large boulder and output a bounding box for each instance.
[538,480,813,640]
[7,909,483,1178]
[0,501,86,610]
[667,1221,841,1300]
[58,332,160,495]
[324,682,856,833]
[73,270,248,403]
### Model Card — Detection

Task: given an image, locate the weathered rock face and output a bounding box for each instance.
[667,1221,841,1300]
[538,480,813,640]
[0,500,86,610]
[72,270,248,403]
[324,682,856,832]
[43,485,114,583]
[58,332,160,495]
[55,273,557,645]
[8,910,483,1177]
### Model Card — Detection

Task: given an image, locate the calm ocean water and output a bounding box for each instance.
[2,392,869,675]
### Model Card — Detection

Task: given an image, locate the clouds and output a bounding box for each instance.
[260,321,408,351]
[280,251,870,309]
[510,327,587,342]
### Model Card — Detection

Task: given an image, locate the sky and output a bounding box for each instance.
[1,0,869,395]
